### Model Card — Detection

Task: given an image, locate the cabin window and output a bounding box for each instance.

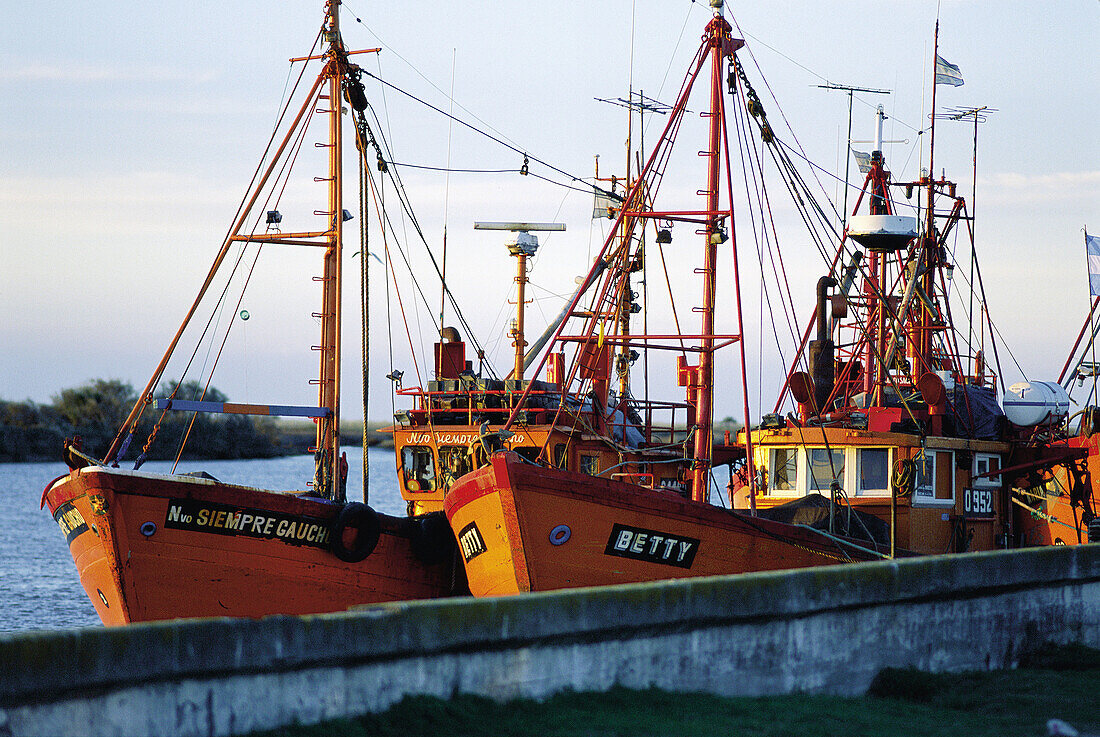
[580,454,600,475]
[856,448,890,496]
[935,451,954,501]
[912,450,954,506]
[769,448,798,493]
[807,448,844,493]
[437,445,472,488]
[401,446,436,492]
[972,453,1001,487]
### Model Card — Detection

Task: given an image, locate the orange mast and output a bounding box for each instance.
[313,1,346,499]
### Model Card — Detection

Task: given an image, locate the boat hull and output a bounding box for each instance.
[44,466,466,625]
[1015,436,1100,546]
[444,452,879,597]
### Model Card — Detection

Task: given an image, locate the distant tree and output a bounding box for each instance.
[0,378,290,463]
[141,380,284,460]
[53,379,136,437]
[0,399,68,461]
[51,379,138,458]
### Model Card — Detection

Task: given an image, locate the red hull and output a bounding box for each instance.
[43,466,466,625]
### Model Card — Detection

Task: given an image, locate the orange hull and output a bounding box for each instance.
[43,467,466,625]
[444,452,880,597]
[1015,436,1100,546]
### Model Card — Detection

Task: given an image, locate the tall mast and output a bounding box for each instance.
[910,20,940,383]
[315,0,345,499]
[689,8,733,501]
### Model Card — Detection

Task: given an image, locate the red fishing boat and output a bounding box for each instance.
[42,1,466,625]
[735,26,1087,556]
[442,3,888,597]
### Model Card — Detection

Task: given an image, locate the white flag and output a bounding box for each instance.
[851,149,872,174]
[935,55,964,87]
[1086,233,1100,297]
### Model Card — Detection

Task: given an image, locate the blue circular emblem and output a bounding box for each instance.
[549,524,571,546]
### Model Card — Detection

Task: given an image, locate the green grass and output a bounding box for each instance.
[253,645,1100,737]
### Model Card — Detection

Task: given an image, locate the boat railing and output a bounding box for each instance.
[611,397,693,450]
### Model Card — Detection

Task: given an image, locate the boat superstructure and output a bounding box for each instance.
[739,28,1087,556]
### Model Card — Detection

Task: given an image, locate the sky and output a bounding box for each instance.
[2,0,1097,424]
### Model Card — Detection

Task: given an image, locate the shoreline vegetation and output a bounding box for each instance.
[0,379,394,464]
[2,378,742,464]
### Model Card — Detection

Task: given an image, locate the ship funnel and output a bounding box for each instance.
[808,276,838,413]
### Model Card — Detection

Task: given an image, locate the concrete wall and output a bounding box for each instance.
[2,545,1098,737]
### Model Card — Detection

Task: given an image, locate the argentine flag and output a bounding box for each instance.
[935,55,964,87]
[1087,233,1100,297]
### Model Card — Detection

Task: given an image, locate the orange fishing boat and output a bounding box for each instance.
[733,29,1088,556]
[440,4,890,597]
[1015,288,1100,546]
[42,1,466,625]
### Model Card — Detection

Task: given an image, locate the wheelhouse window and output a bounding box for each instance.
[769,448,798,494]
[807,448,844,492]
[912,450,954,506]
[437,445,471,488]
[401,446,436,492]
[972,453,1001,487]
[580,454,600,475]
[856,448,890,496]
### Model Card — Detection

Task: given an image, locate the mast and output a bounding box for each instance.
[909,20,941,383]
[315,0,345,499]
[689,8,732,501]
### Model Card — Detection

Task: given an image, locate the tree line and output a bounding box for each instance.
[0,379,291,463]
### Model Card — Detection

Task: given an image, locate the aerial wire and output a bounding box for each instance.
[440,48,456,340]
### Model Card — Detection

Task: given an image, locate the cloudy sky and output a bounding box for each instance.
[2,0,1097,423]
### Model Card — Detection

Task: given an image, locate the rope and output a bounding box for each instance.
[358,118,371,504]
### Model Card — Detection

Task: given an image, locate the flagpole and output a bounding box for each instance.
[1060,229,1100,387]
[927,19,939,241]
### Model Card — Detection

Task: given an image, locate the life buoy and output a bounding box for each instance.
[329,502,381,563]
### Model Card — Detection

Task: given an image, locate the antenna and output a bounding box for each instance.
[474,222,566,380]
[817,82,891,228]
[939,106,996,368]
[473,222,566,232]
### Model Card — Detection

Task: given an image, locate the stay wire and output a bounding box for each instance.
[360,69,620,202]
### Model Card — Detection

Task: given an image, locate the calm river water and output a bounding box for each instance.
[1,446,402,632]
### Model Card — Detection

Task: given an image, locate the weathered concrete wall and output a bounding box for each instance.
[2,545,1098,737]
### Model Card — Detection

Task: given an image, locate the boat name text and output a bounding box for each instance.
[405,433,526,446]
[54,502,89,545]
[458,522,487,562]
[164,499,331,549]
[604,523,700,568]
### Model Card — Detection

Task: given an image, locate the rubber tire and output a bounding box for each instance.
[330,502,381,563]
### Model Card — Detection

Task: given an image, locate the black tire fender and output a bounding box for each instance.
[330,502,381,563]
[411,512,456,566]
